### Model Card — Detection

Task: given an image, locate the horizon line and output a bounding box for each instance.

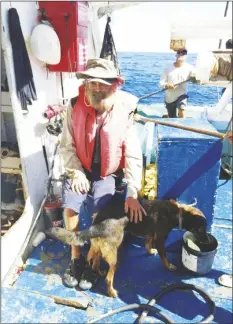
[117,50,200,54]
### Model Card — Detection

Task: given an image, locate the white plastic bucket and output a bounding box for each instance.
[182,232,218,275]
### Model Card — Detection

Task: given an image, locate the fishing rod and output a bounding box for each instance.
[138,78,191,102]
[134,115,225,139]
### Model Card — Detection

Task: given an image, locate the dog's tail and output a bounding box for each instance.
[45,216,129,246]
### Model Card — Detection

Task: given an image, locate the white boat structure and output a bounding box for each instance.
[1,0,232,292]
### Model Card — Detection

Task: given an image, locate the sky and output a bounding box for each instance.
[98,2,232,53]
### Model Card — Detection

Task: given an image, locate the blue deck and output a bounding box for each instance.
[2,180,232,323]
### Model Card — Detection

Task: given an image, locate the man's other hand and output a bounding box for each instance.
[165,83,175,90]
[71,177,90,194]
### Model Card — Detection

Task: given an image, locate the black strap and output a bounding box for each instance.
[70,96,78,108]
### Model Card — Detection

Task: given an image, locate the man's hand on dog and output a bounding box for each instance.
[125,197,147,223]
[71,176,90,194]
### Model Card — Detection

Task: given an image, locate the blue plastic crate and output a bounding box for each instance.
[155,118,222,231]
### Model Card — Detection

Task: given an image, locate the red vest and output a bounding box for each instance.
[72,86,138,177]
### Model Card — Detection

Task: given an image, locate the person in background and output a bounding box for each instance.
[59,58,146,291]
[159,48,195,118]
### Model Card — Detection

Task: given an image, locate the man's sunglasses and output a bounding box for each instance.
[177,49,187,55]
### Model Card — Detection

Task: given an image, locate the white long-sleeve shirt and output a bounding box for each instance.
[159,63,194,103]
[59,96,142,199]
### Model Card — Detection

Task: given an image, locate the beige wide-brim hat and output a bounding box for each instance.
[76,58,124,85]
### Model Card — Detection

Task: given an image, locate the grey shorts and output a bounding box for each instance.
[62,164,127,230]
[62,164,116,230]
[165,94,188,118]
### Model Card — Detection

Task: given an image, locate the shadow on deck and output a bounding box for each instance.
[2,180,232,323]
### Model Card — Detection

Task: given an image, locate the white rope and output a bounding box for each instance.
[212,224,232,229]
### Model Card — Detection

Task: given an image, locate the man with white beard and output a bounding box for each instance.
[59,58,146,290]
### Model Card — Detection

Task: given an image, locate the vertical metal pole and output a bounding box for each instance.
[218,1,229,49]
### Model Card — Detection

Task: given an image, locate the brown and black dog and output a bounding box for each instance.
[46,195,208,297]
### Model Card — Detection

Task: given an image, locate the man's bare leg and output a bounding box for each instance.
[178,108,184,118]
[63,208,86,288]
[64,208,80,259]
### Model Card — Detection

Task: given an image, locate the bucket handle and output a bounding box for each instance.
[189,198,197,207]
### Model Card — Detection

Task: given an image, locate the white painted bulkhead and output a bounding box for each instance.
[1,1,58,281]
[1,1,101,282]
[1,0,133,283]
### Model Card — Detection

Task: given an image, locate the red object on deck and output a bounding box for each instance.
[38,1,88,72]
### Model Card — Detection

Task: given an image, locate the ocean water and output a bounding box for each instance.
[118,52,224,108]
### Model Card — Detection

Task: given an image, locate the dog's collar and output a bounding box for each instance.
[178,207,183,230]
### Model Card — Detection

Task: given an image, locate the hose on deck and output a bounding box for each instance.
[87,283,215,324]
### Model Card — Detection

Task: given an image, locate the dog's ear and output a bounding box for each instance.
[169,199,179,206]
